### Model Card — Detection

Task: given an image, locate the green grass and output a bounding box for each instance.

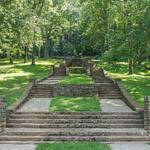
[50,96,100,112]
[92,60,150,106]
[59,74,94,84]
[0,58,61,106]
[36,142,111,150]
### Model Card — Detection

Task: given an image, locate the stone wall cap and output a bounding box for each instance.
[0,96,6,100]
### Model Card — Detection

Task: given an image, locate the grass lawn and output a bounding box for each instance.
[36,142,111,150]
[93,60,150,106]
[50,96,100,112]
[59,74,94,84]
[0,58,61,106]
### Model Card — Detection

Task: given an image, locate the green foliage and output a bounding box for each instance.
[59,74,94,84]
[50,96,101,112]
[36,142,111,150]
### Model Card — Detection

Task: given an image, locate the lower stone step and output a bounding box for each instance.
[7,123,143,128]
[9,115,141,119]
[2,129,146,136]
[0,135,149,142]
[7,119,143,124]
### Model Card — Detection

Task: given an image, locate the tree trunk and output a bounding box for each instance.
[128,59,133,75]
[24,47,28,63]
[31,47,36,65]
[9,54,13,64]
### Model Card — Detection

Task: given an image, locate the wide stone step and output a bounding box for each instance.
[7,123,143,128]
[12,112,140,115]
[8,119,143,124]
[99,93,122,96]
[9,115,142,119]
[2,130,146,137]
[99,91,121,93]
[0,135,149,142]
[100,96,123,99]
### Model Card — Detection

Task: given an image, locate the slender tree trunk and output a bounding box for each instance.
[24,47,28,63]
[31,47,36,65]
[44,38,49,58]
[38,47,41,58]
[128,59,133,75]
[9,54,13,64]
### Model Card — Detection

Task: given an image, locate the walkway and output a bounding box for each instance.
[101,99,133,112]
[17,98,51,112]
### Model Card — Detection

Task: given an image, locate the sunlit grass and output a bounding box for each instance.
[59,74,94,84]
[0,58,60,106]
[93,60,150,106]
[36,142,111,150]
[50,96,100,112]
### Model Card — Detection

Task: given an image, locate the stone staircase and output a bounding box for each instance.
[0,112,149,143]
[91,67,112,83]
[38,76,64,85]
[98,83,123,99]
[29,84,53,98]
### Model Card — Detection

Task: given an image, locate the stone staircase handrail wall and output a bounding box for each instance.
[7,79,37,113]
[144,96,150,135]
[0,96,6,133]
[116,81,143,112]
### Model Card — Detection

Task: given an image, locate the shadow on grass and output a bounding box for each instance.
[50,96,100,112]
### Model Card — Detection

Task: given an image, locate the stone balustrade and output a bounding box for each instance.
[0,96,6,132]
[144,96,150,135]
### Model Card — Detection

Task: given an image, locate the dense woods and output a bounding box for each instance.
[0,0,149,74]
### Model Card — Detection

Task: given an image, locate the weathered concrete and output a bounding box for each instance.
[0,96,6,132]
[4,128,147,134]
[39,76,64,84]
[110,143,150,150]
[144,96,150,134]
[17,98,51,112]
[0,144,36,150]
[101,99,133,112]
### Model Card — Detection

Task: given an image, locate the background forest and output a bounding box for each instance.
[0,0,150,74]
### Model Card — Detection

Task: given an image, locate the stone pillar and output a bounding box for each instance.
[0,96,6,132]
[144,96,150,134]
[29,78,37,85]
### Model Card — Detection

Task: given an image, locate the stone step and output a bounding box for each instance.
[100,96,123,99]
[0,135,149,142]
[7,123,143,128]
[8,118,143,124]
[99,93,122,96]
[9,114,142,120]
[12,111,140,115]
[99,91,121,93]
[2,130,146,137]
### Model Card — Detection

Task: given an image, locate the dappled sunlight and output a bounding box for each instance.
[60,73,94,84]
[0,59,59,106]
[50,96,100,112]
[94,60,150,106]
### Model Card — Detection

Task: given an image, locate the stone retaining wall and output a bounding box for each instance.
[144,96,150,135]
[0,96,6,132]
[69,67,88,74]
[52,64,66,76]
[65,58,89,67]
[53,84,98,96]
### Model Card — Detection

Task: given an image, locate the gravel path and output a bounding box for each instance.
[17,98,51,112]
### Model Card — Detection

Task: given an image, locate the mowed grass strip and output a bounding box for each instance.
[59,74,94,84]
[50,96,100,112]
[36,142,111,150]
